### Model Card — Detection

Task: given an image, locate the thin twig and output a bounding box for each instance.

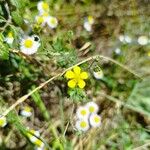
[1,54,142,117]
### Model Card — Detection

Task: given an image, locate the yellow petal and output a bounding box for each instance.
[65,70,75,79]
[80,72,88,79]
[73,66,81,75]
[68,79,76,88]
[78,80,86,88]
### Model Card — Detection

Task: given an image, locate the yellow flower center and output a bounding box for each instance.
[24,106,31,112]
[37,16,44,24]
[89,106,95,113]
[8,32,13,38]
[88,16,94,24]
[50,18,57,25]
[42,2,49,11]
[80,121,87,128]
[0,118,5,126]
[42,12,49,17]
[34,139,43,147]
[24,39,33,48]
[94,116,100,123]
[80,110,87,116]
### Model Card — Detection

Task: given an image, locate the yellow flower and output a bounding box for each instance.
[65,66,88,89]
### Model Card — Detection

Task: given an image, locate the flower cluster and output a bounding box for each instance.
[118,35,150,45]
[83,16,94,32]
[75,101,101,132]
[35,1,58,29]
[26,129,45,150]
[65,66,88,89]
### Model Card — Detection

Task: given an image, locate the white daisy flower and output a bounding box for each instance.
[5,32,14,44]
[27,130,44,148]
[76,106,90,119]
[83,21,92,32]
[119,35,132,43]
[35,12,49,26]
[75,119,90,132]
[83,16,94,32]
[119,35,125,42]
[46,16,58,29]
[93,70,103,80]
[89,114,101,128]
[138,36,149,45]
[35,15,46,26]
[0,116,7,127]
[20,36,40,55]
[37,1,49,14]
[85,101,99,114]
[20,106,32,117]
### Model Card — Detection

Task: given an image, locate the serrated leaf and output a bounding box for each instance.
[0,41,9,60]
[10,0,26,8]
[11,10,23,25]
[127,77,150,117]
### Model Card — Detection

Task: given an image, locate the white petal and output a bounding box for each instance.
[85,101,99,114]
[138,36,149,45]
[76,106,90,119]
[89,114,101,128]
[75,119,90,132]
[83,22,92,32]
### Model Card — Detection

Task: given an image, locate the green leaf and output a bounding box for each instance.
[0,40,9,60]
[10,0,26,8]
[127,77,150,117]
[11,10,23,25]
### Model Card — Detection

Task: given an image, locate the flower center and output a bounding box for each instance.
[94,116,100,123]
[24,107,31,112]
[24,39,33,48]
[80,121,87,128]
[42,2,49,11]
[80,110,87,116]
[8,32,13,38]
[37,16,44,24]
[50,18,57,25]
[0,119,5,126]
[88,16,94,24]
[89,106,95,113]
[34,139,43,147]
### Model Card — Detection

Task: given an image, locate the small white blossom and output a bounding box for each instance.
[5,32,14,44]
[27,129,44,148]
[46,16,58,29]
[83,22,92,32]
[124,35,132,43]
[83,16,94,32]
[89,114,101,128]
[37,1,49,14]
[76,106,90,119]
[119,35,132,43]
[20,36,40,55]
[93,70,103,80]
[115,48,121,55]
[75,119,90,132]
[138,36,149,45]
[85,101,99,114]
[20,106,32,117]
[0,116,7,127]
